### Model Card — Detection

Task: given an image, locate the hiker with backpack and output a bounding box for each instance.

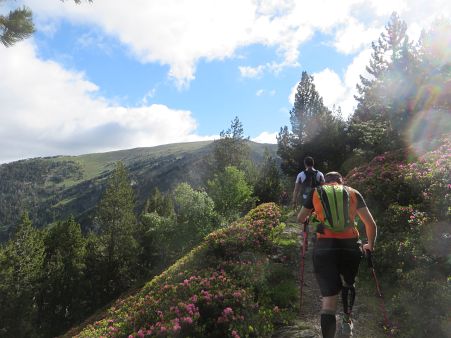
[292,156,325,209]
[297,171,377,338]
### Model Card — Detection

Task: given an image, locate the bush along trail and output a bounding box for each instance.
[69,203,390,338]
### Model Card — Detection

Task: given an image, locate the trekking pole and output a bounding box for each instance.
[366,250,393,336]
[299,219,309,314]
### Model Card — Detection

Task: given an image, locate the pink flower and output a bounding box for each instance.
[232,291,242,298]
[182,316,193,324]
[223,307,233,316]
[190,294,198,303]
[172,321,181,332]
[232,330,240,338]
[185,303,197,315]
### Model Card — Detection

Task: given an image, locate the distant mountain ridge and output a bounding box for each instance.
[0,141,277,241]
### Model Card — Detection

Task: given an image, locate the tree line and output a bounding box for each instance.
[278,13,450,177]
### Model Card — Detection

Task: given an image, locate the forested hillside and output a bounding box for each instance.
[0,141,277,241]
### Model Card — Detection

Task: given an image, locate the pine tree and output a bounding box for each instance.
[144,187,174,217]
[254,149,282,204]
[0,212,44,336]
[213,116,250,173]
[354,13,418,132]
[37,217,87,337]
[0,6,34,47]
[94,162,139,295]
[0,1,91,47]
[277,71,336,176]
[289,71,330,143]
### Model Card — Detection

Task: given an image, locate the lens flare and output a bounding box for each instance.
[406,108,451,156]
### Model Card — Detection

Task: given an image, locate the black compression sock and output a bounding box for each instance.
[321,313,336,338]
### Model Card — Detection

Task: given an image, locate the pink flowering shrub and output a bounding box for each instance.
[76,203,291,338]
[348,135,450,337]
[346,150,419,213]
[347,134,450,218]
[205,203,281,259]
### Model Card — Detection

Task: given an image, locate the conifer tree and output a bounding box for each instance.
[144,187,174,217]
[0,1,91,47]
[289,71,330,143]
[254,148,282,204]
[353,12,418,142]
[0,212,44,336]
[213,116,250,173]
[277,71,338,175]
[94,162,139,295]
[37,217,87,337]
[354,12,410,120]
[0,5,34,47]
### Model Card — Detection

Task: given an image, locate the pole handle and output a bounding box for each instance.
[302,218,309,232]
[365,249,374,269]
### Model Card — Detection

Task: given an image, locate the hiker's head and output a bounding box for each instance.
[324,171,343,184]
[304,156,314,168]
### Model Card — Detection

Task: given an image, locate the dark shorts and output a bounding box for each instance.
[313,238,363,297]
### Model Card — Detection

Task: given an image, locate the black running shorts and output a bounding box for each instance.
[313,238,363,297]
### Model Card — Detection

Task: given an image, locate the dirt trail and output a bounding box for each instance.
[272,219,385,338]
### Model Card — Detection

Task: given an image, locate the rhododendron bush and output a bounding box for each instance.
[77,203,295,338]
[347,134,450,337]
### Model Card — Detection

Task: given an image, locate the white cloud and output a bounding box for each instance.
[256,89,276,97]
[334,0,451,54]
[333,19,382,54]
[313,68,347,108]
[17,0,358,86]
[367,0,408,16]
[19,0,450,86]
[240,65,265,78]
[0,40,209,163]
[240,60,299,78]
[252,131,278,144]
[311,49,372,117]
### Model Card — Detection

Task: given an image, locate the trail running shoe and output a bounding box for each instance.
[340,319,353,336]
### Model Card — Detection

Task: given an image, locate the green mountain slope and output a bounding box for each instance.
[0,141,277,241]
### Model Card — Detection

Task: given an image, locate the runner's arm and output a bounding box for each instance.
[292,182,301,207]
[297,206,312,224]
[357,207,377,251]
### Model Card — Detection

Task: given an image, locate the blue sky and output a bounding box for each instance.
[0,0,449,163]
